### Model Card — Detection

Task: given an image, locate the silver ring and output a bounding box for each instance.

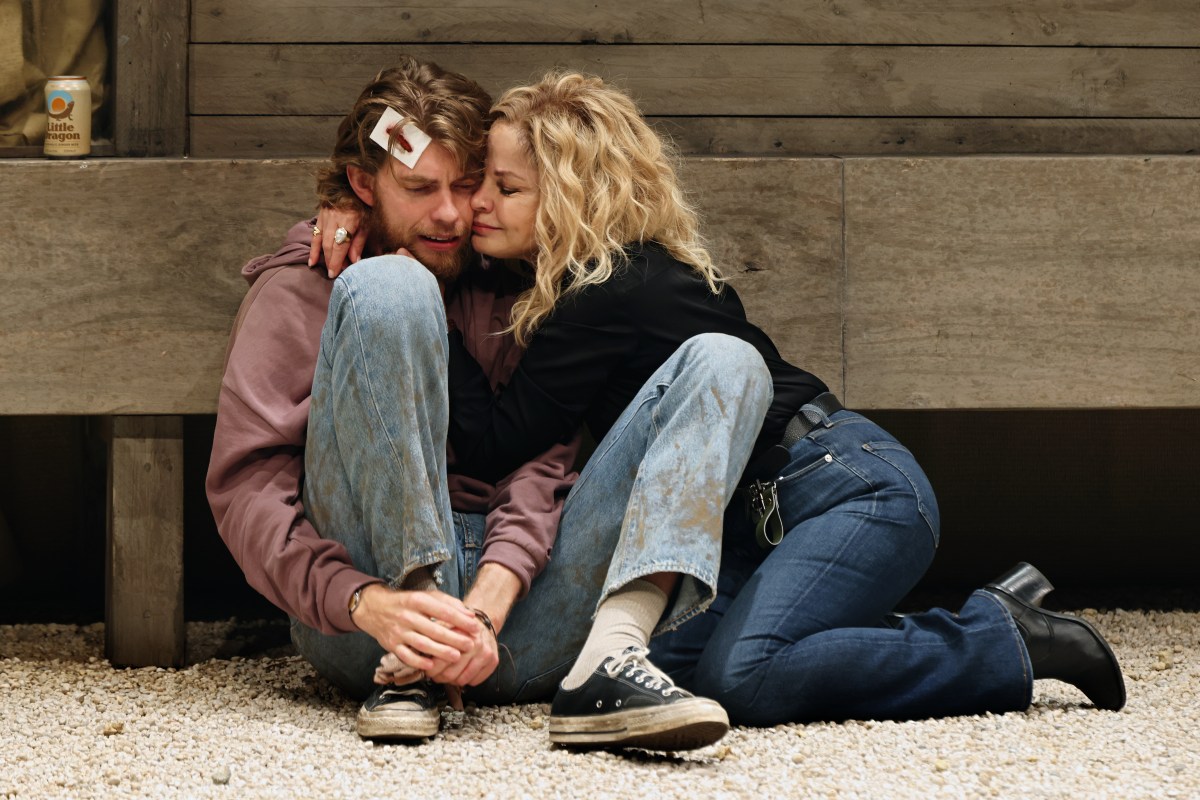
[333,226,352,246]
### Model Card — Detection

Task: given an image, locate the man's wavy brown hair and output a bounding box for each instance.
[315,56,492,209]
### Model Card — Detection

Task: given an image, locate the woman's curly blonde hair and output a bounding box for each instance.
[494,72,722,345]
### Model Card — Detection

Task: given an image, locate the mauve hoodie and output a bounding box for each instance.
[206,220,579,635]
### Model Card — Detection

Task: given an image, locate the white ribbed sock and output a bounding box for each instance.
[560,579,669,691]
[375,566,440,684]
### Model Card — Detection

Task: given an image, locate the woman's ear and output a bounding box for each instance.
[347,165,376,207]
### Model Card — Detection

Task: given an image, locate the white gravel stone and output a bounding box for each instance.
[0,608,1197,798]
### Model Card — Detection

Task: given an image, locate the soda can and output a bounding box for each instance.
[44,76,92,157]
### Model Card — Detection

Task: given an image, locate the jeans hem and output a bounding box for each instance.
[390,549,453,588]
[601,561,719,637]
[973,589,1035,708]
[654,596,714,637]
[614,563,715,638]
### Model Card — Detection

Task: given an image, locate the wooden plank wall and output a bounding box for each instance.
[188,0,1200,158]
[113,0,189,156]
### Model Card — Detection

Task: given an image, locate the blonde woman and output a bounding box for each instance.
[319,72,1125,728]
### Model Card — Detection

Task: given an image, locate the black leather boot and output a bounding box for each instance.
[983,581,1126,711]
[985,561,1054,608]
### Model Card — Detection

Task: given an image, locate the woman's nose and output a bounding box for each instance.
[471,185,491,212]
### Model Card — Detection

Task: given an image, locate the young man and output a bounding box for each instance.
[207,58,582,740]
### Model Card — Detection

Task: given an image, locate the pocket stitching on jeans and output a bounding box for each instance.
[775,450,834,486]
[861,441,940,547]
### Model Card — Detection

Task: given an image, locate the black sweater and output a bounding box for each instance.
[447,242,828,484]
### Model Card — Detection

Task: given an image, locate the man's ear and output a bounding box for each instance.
[347,165,376,207]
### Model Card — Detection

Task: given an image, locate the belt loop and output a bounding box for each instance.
[740,393,845,484]
[781,392,844,449]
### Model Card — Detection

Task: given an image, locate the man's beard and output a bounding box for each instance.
[363,205,472,283]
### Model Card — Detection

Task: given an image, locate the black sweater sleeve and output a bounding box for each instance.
[448,282,636,484]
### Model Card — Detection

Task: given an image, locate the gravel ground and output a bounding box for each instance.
[1,605,1197,800]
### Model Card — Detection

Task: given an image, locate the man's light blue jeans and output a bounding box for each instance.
[289,256,772,703]
[650,403,1034,724]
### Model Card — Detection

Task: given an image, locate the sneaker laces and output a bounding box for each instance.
[378,682,431,702]
[603,647,686,697]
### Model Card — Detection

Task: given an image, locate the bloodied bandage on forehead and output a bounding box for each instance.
[370,107,433,168]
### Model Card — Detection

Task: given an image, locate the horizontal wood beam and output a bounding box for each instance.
[843,156,1200,408]
[190,44,1200,118]
[191,115,1200,159]
[657,117,1200,158]
[5,156,1199,413]
[192,0,1200,47]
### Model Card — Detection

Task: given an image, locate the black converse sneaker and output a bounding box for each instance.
[356,681,443,740]
[549,646,729,751]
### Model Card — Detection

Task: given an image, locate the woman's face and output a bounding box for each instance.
[470,122,539,261]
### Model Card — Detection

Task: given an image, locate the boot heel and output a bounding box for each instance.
[985,562,1054,607]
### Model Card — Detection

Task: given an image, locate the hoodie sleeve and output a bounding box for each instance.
[205,264,375,635]
[443,268,583,595]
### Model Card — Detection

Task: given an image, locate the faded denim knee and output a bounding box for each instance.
[673,333,774,420]
[329,254,447,351]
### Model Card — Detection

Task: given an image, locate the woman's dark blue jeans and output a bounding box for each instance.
[650,404,1033,725]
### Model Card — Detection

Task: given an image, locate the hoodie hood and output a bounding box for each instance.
[242,219,322,286]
